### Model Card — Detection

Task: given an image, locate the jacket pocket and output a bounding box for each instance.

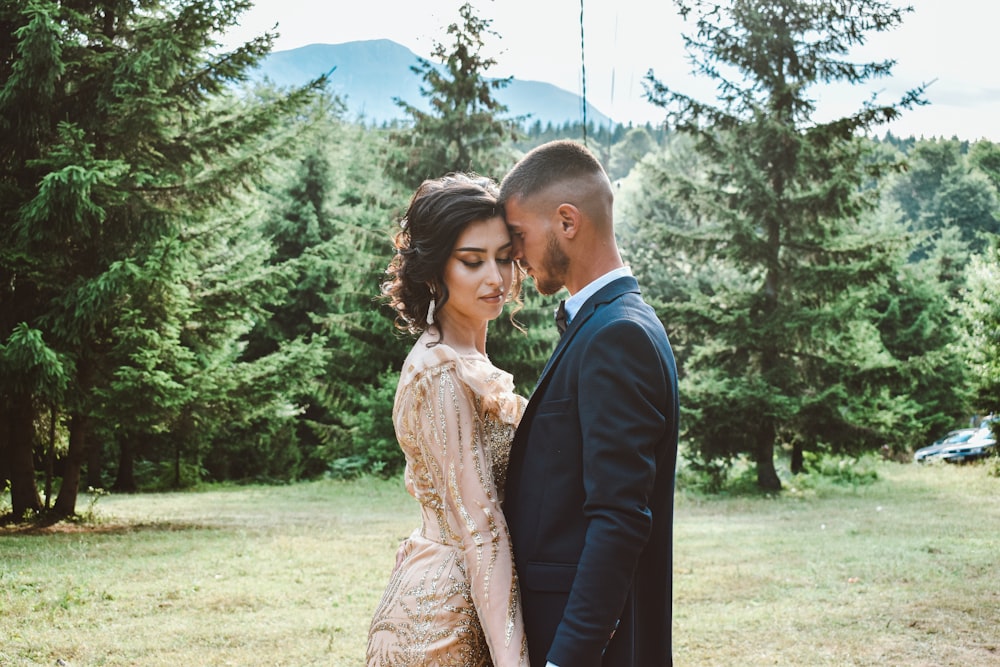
[521,561,577,592]
[534,396,572,416]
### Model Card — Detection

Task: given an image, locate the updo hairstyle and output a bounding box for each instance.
[382,172,522,334]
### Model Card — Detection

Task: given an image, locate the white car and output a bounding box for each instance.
[914,428,977,463]
[936,421,997,463]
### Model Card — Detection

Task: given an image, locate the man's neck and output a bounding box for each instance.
[562,266,632,322]
[565,257,624,296]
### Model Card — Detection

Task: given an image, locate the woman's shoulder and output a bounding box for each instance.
[399,338,517,401]
[399,338,463,381]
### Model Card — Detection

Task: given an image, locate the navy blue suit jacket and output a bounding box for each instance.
[504,276,679,667]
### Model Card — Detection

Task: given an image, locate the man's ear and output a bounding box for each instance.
[556,203,580,238]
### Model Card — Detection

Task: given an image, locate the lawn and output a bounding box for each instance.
[1,461,997,666]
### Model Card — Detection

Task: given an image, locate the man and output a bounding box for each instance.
[499,140,679,667]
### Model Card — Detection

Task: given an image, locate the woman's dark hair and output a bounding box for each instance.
[382,172,522,335]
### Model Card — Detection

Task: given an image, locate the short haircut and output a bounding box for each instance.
[498,140,607,206]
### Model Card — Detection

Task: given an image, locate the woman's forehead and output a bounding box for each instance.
[453,216,510,248]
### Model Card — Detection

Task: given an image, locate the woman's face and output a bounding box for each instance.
[438,215,513,327]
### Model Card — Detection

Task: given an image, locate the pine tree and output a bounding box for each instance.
[641,0,927,490]
[246,103,411,478]
[387,1,521,188]
[889,139,999,254]
[960,241,1000,415]
[0,0,325,516]
[872,224,972,442]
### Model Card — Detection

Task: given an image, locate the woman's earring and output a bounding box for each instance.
[426,298,436,326]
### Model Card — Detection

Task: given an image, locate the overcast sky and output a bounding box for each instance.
[221,0,999,141]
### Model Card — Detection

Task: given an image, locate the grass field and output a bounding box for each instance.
[1,461,998,666]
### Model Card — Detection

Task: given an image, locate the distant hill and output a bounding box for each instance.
[252,39,611,128]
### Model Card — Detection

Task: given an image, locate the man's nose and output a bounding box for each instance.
[511,237,524,261]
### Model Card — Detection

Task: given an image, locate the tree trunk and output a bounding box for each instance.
[756,216,783,493]
[755,418,782,492]
[54,356,97,517]
[0,404,10,492]
[86,431,103,490]
[112,433,138,493]
[174,437,182,489]
[7,393,42,518]
[790,441,804,475]
[53,413,89,517]
[44,404,57,509]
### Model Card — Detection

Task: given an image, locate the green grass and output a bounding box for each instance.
[1,462,998,666]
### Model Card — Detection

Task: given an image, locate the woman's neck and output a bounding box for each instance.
[428,317,488,357]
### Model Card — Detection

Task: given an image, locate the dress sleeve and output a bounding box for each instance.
[414,362,529,667]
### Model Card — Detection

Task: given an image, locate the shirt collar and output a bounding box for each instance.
[563,266,632,323]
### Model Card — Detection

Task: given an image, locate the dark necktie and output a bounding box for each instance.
[555,300,568,334]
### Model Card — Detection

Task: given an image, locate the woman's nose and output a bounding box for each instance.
[487,261,504,286]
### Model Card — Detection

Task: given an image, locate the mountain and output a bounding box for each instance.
[252,39,611,128]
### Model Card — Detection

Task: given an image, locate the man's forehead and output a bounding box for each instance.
[501,198,527,224]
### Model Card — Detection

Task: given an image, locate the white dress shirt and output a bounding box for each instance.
[561,266,633,325]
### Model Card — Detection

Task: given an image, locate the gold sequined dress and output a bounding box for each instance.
[366,339,529,667]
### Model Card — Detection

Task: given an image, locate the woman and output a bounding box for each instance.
[366,173,529,667]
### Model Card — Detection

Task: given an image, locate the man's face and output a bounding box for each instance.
[504,195,569,296]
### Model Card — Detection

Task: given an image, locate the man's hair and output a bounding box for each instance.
[498,140,607,206]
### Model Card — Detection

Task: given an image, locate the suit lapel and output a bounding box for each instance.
[508,276,642,481]
[529,276,641,394]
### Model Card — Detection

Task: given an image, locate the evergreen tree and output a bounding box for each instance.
[960,241,1000,415]
[607,126,659,180]
[641,0,927,490]
[969,140,1000,192]
[872,223,972,442]
[247,105,411,478]
[890,139,999,254]
[0,0,325,516]
[387,2,521,188]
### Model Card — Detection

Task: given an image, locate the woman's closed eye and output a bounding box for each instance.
[461,257,513,268]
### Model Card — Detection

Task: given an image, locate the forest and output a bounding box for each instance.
[2,0,998,519]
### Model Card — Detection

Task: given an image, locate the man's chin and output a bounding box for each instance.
[529,277,561,297]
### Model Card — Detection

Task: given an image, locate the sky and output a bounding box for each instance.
[220,0,999,141]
